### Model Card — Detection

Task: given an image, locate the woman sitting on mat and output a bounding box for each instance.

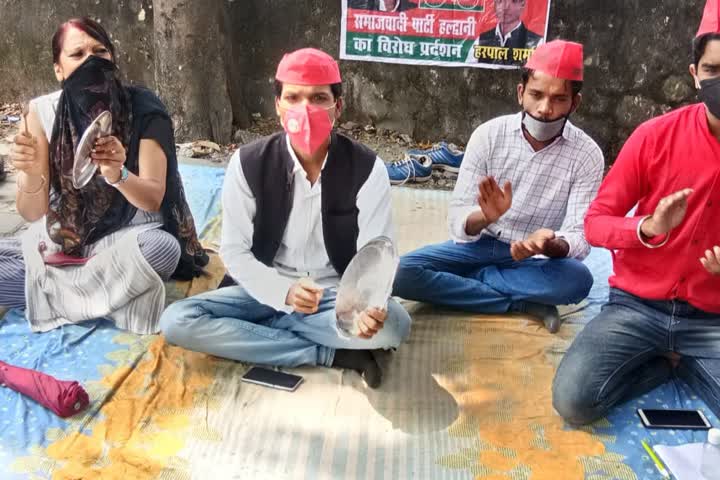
[1,17,207,334]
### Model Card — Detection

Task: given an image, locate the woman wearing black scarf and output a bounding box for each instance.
[2,18,208,333]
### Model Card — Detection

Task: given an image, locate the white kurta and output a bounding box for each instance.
[220,135,394,313]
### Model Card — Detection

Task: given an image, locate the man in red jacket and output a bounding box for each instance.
[553,0,720,425]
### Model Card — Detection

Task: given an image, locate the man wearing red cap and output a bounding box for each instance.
[393,40,603,333]
[553,1,720,425]
[160,48,411,388]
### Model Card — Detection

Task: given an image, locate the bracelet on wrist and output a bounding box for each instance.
[637,215,670,248]
[17,174,46,196]
[105,166,129,187]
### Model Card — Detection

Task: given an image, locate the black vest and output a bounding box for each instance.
[239,131,376,276]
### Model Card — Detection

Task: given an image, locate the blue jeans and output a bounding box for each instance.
[392,236,593,313]
[159,286,412,368]
[553,287,720,425]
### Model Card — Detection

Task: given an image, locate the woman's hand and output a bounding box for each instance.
[13,106,50,222]
[92,135,126,183]
[11,132,44,177]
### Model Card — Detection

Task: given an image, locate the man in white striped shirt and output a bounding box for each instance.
[393,40,604,333]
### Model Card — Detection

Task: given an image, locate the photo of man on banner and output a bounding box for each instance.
[467,0,545,65]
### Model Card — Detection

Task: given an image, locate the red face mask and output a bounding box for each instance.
[280,103,336,156]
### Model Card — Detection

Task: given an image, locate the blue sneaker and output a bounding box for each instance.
[406,142,464,173]
[386,155,433,185]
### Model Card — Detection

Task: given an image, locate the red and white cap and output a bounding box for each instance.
[275,48,342,85]
[698,0,720,37]
[525,40,584,82]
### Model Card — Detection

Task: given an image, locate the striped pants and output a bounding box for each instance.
[0,230,181,309]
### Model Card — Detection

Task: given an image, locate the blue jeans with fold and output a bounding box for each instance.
[159,286,412,368]
[553,287,720,425]
[392,236,594,313]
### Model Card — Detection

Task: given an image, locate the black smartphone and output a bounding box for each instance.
[637,408,712,429]
[241,366,304,392]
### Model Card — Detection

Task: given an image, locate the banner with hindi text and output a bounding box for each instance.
[340,0,551,69]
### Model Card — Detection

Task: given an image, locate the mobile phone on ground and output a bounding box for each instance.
[241,366,304,392]
[637,408,712,429]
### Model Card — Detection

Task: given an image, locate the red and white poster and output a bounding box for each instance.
[341,0,552,69]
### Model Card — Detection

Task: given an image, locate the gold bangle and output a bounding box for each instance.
[637,215,670,248]
[17,174,47,196]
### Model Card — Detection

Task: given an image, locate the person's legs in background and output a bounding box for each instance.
[477,255,594,332]
[552,289,674,425]
[674,307,720,418]
[161,286,412,388]
[393,237,504,309]
[0,238,26,309]
[270,288,412,387]
[160,286,335,367]
[137,229,182,281]
[393,236,593,332]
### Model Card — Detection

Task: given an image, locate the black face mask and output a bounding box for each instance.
[61,55,120,138]
[699,76,720,119]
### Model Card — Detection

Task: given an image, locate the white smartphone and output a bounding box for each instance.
[637,408,712,429]
[241,366,304,392]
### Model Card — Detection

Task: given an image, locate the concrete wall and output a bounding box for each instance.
[231,0,703,161]
[0,0,154,102]
[0,0,706,161]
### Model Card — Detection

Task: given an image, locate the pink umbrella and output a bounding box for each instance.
[0,360,90,418]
